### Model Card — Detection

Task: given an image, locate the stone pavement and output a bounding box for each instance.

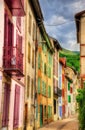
[38,115,79,130]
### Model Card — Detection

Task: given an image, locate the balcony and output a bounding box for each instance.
[54,87,62,97]
[3,46,24,77]
[4,0,25,16]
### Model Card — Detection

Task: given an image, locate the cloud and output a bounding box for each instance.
[39,0,83,51]
[45,15,68,25]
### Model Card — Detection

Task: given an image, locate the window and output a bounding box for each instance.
[68,95,71,103]
[31,79,33,99]
[44,63,46,75]
[44,106,46,117]
[42,81,46,96]
[48,67,51,78]
[48,53,52,65]
[48,86,51,98]
[38,53,41,69]
[54,100,56,114]
[33,22,36,41]
[27,75,30,97]
[13,85,20,128]
[38,78,41,93]
[48,106,52,118]
[68,82,70,91]
[29,13,32,35]
[2,83,10,127]
[28,43,31,63]
[32,49,34,68]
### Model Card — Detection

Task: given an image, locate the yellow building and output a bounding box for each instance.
[36,26,54,128]
[24,0,43,130]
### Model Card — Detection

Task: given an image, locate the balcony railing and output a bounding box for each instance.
[54,87,62,97]
[3,46,24,77]
[4,0,25,16]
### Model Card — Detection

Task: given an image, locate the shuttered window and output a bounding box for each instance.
[28,43,31,63]
[68,95,71,103]
[36,103,38,120]
[38,53,41,69]
[70,87,72,93]
[42,81,46,96]
[2,83,10,127]
[13,85,20,128]
[31,79,34,99]
[27,75,30,97]
[48,67,51,78]
[48,106,52,118]
[48,86,51,98]
[29,13,32,35]
[38,78,41,93]
[32,49,34,68]
[68,82,70,91]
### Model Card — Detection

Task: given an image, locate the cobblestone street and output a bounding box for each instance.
[38,115,79,130]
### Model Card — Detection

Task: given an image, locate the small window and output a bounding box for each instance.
[28,43,31,63]
[27,75,30,97]
[31,79,34,99]
[32,49,34,68]
[29,13,32,35]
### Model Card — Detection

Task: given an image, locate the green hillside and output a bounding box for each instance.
[59,48,80,72]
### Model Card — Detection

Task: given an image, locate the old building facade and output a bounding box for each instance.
[0,0,25,130]
[75,10,85,87]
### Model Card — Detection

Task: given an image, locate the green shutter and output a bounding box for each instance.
[49,67,51,78]
[48,86,51,98]
[68,95,71,103]
[36,103,38,119]
[38,53,41,69]
[38,78,41,93]
[68,82,70,91]
[42,81,44,95]
[42,81,46,96]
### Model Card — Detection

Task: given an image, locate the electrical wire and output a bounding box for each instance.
[44,18,82,27]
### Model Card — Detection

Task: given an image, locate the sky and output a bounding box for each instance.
[39,0,85,51]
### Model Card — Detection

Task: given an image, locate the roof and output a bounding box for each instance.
[59,58,66,67]
[75,10,85,43]
[49,36,62,50]
[30,0,44,21]
[75,10,85,19]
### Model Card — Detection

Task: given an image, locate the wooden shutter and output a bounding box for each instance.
[38,78,41,93]
[8,20,12,46]
[4,12,8,46]
[13,85,20,128]
[38,53,41,69]
[68,82,70,91]
[68,95,71,103]
[2,83,10,127]
[70,87,72,93]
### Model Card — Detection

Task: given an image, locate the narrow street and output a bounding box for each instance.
[38,115,79,130]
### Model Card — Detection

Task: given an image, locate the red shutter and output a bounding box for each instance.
[62,89,64,97]
[4,12,8,47]
[2,83,10,127]
[70,87,72,93]
[13,85,20,128]
[8,20,13,46]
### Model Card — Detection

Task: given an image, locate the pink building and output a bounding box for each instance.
[0,0,25,130]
